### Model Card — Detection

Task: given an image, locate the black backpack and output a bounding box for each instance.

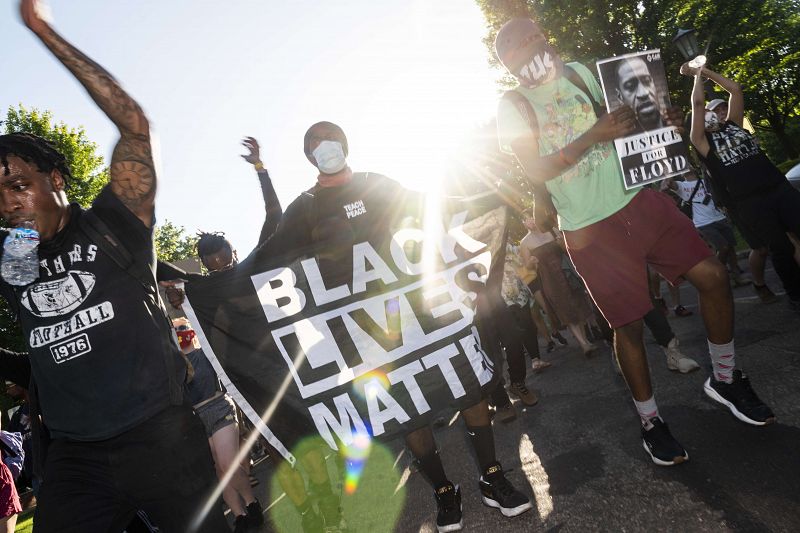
[502,65,605,232]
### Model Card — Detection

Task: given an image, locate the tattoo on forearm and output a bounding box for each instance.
[37,25,156,212]
[110,136,155,208]
[39,27,148,135]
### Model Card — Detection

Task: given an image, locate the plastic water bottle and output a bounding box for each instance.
[2,222,40,286]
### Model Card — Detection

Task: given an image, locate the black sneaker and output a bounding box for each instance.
[479,463,532,517]
[300,507,324,533]
[318,493,346,532]
[552,332,568,346]
[641,417,688,466]
[233,514,250,533]
[246,499,264,528]
[704,370,776,426]
[434,483,463,532]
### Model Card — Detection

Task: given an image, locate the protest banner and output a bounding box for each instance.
[597,49,690,189]
[182,174,503,464]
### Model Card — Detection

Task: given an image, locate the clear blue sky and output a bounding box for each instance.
[4,0,503,254]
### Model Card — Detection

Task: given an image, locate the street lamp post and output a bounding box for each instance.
[673,28,706,68]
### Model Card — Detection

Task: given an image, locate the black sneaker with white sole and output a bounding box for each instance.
[704,370,776,426]
[479,463,532,517]
[641,417,688,466]
[434,483,463,532]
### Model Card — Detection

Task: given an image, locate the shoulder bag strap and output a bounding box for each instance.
[78,211,184,405]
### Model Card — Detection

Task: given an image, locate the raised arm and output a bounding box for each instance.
[21,0,156,227]
[686,65,711,157]
[701,68,745,126]
[241,137,283,246]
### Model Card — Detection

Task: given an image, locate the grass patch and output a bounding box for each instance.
[14,509,33,533]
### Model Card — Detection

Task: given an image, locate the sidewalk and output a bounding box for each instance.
[255,265,800,532]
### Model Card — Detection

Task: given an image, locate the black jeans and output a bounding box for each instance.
[507,304,541,360]
[734,182,800,301]
[34,405,229,533]
[643,300,674,347]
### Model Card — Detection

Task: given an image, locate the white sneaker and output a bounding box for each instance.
[663,338,700,373]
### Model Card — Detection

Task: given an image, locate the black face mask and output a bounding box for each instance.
[514,42,563,88]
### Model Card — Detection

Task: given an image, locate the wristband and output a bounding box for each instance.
[254,161,264,171]
[558,149,572,166]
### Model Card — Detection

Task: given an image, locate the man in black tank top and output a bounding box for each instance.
[686,64,800,312]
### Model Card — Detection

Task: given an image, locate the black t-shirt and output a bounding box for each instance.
[699,121,785,200]
[0,187,185,441]
[245,172,420,275]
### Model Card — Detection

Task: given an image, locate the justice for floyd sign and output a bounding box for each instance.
[596,49,690,189]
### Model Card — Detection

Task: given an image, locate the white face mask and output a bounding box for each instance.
[704,111,721,131]
[312,141,347,174]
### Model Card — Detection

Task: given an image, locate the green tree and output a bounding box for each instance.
[154,221,198,263]
[674,0,800,159]
[476,0,800,161]
[3,104,110,206]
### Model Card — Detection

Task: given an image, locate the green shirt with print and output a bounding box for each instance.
[496,62,637,231]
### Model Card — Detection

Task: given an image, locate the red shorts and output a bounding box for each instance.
[0,462,21,519]
[564,188,712,328]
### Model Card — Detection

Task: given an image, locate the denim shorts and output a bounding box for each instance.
[194,394,237,438]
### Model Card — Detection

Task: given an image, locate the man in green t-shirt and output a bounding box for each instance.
[494,17,775,467]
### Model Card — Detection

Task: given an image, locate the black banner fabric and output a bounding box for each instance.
[183,176,504,464]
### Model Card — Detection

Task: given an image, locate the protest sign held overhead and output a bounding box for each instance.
[596,49,690,189]
[182,173,503,463]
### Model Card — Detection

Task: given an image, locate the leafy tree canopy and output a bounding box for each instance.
[155,221,198,263]
[3,104,110,206]
[476,0,800,159]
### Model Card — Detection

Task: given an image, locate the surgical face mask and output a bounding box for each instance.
[515,43,563,88]
[312,141,347,174]
[704,111,721,132]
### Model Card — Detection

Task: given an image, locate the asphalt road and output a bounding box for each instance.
[254,264,800,533]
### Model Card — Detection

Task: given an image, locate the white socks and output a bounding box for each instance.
[634,396,659,429]
[708,339,735,383]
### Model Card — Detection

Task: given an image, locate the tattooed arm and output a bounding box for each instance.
[21,0,156,227]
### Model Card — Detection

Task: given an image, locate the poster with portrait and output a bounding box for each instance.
[596,49,690,190]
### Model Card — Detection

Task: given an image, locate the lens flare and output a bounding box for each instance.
[352,370,391,400]
[343,429,373,494]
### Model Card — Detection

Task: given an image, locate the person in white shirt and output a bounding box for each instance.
[668,168,751,286]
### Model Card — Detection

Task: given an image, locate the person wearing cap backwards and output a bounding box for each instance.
[685,64,800,312]
[494,17,776,467]
[706,98,789,304]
